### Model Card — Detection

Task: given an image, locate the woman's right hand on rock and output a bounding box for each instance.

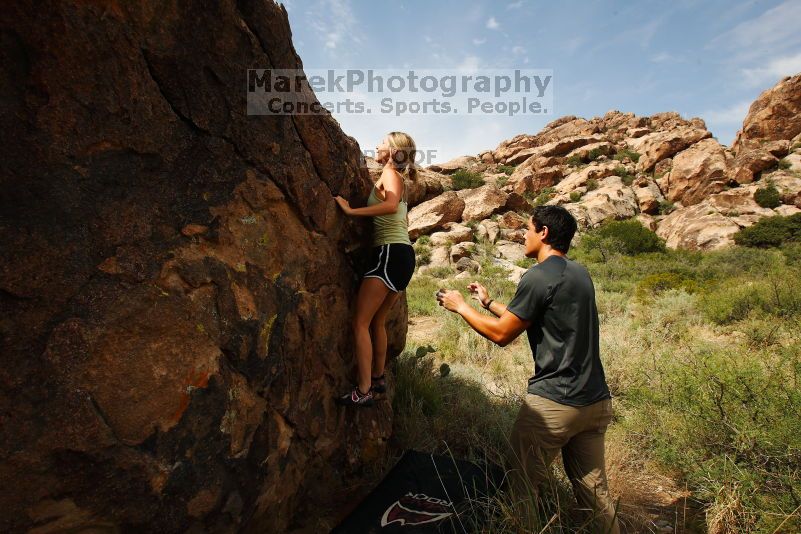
[467,282,490,306]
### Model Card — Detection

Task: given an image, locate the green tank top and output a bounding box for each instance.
[367,180,411,246]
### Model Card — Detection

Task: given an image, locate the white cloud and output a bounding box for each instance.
[708,1,801,63]
[473,37,487,45]
[564,37,584,54]
[308,0,363,58]
[649,51,682,63]
[507,1,524,9]
[457,55,482,73]
[701,99,751,125]
[741,51,801,87]
[486,17,500,30]
[512,45,526,55]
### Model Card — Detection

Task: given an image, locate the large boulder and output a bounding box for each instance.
[427,155,478,174]
[656,204,742,250]
[504,154,563,194]
[566,177,639,228]
[632,176,665,214]
[770,171,801,207]
[0,2,403,532]
[493,117,601,163]
[663,138,728,205]
[408,191,466,239]
[429,223,474,247]
[554,161,620,195]
[626,126,711,172]
[458,184,512,222]
[505,134,603,166]
[733,73,801,154]
[726,148,780,185]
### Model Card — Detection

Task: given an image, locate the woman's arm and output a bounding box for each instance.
[348,169,403,217]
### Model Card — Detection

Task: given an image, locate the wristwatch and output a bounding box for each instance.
[482,298,493,310]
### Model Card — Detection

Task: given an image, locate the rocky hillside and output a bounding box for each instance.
[395,73,801,264]
[0,1,404,532]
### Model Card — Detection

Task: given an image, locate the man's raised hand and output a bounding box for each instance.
[467,281,490,307]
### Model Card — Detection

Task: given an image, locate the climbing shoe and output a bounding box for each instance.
[335,385,374,407]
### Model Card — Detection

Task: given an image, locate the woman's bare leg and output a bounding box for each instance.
[370,290,401,378]
[352,277,391,393]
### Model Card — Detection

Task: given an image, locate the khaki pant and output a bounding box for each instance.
[507,393,620,534]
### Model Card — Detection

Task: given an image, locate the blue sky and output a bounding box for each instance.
[280,0,801,163]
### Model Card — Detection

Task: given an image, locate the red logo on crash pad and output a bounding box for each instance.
[380,492,453,527]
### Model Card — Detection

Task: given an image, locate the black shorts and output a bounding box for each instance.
[363,243,416,292]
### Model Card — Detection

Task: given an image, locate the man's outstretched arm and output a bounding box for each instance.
[438,291,530,347]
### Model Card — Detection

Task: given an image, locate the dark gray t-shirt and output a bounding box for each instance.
[506,255,611,406]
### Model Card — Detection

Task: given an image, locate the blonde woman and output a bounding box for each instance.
[333,132,418,407]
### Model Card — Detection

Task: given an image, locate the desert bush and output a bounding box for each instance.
[622,344,801,532]
[586,178,599,191]
[733,213,801,248]
[524,186,555,207]
[658,200,675,215]
[613,166,634,185]
[565,154,583,167]
[586,147,604,162]
[754,183,781,208]
[579,219,666,260]
[613,148,641,163]
[636,272,698,297]
[451,169,485,190]
[497,164,515,176]
[405,275,444,316]
[778,158,792,170]
[698,266,801,324]
[569,190,583,202]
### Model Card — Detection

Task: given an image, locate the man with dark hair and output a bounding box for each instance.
[436,205,619,533]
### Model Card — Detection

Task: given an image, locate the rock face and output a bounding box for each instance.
[0,2,404,532]
[733,74,801,153]
[664,138,728,205]
[626,126,711,172]
[406,74,801,251]
[408,191,466,239]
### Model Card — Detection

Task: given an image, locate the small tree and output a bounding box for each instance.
[754,183,781,209]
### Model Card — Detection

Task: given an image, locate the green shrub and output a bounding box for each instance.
[613,148,640,163]
[569,191,582,202]
[699,268,801,324]
[579,219,666,259]
[416,235,431,246]
[497,164,515,176]
[422,266,454,279]
[733,213,801,248]
[791,141,801,151]
[778,158,792,170]
[525,186,555,207]
[586,178,599,191]
[565,154,583,167]
[612,166,634,185]
[636,272,698,297]
[495,175,508,188]
[415,244,431,265]
[514,257,536,269]
[782,242,801,265]
[754,183,781,208]
[657,200,675,215]
[623,345,801,532]
[451,169,485,190]
[586,147,604,162]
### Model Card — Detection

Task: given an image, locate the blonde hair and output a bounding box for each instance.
[386,131,418,183]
